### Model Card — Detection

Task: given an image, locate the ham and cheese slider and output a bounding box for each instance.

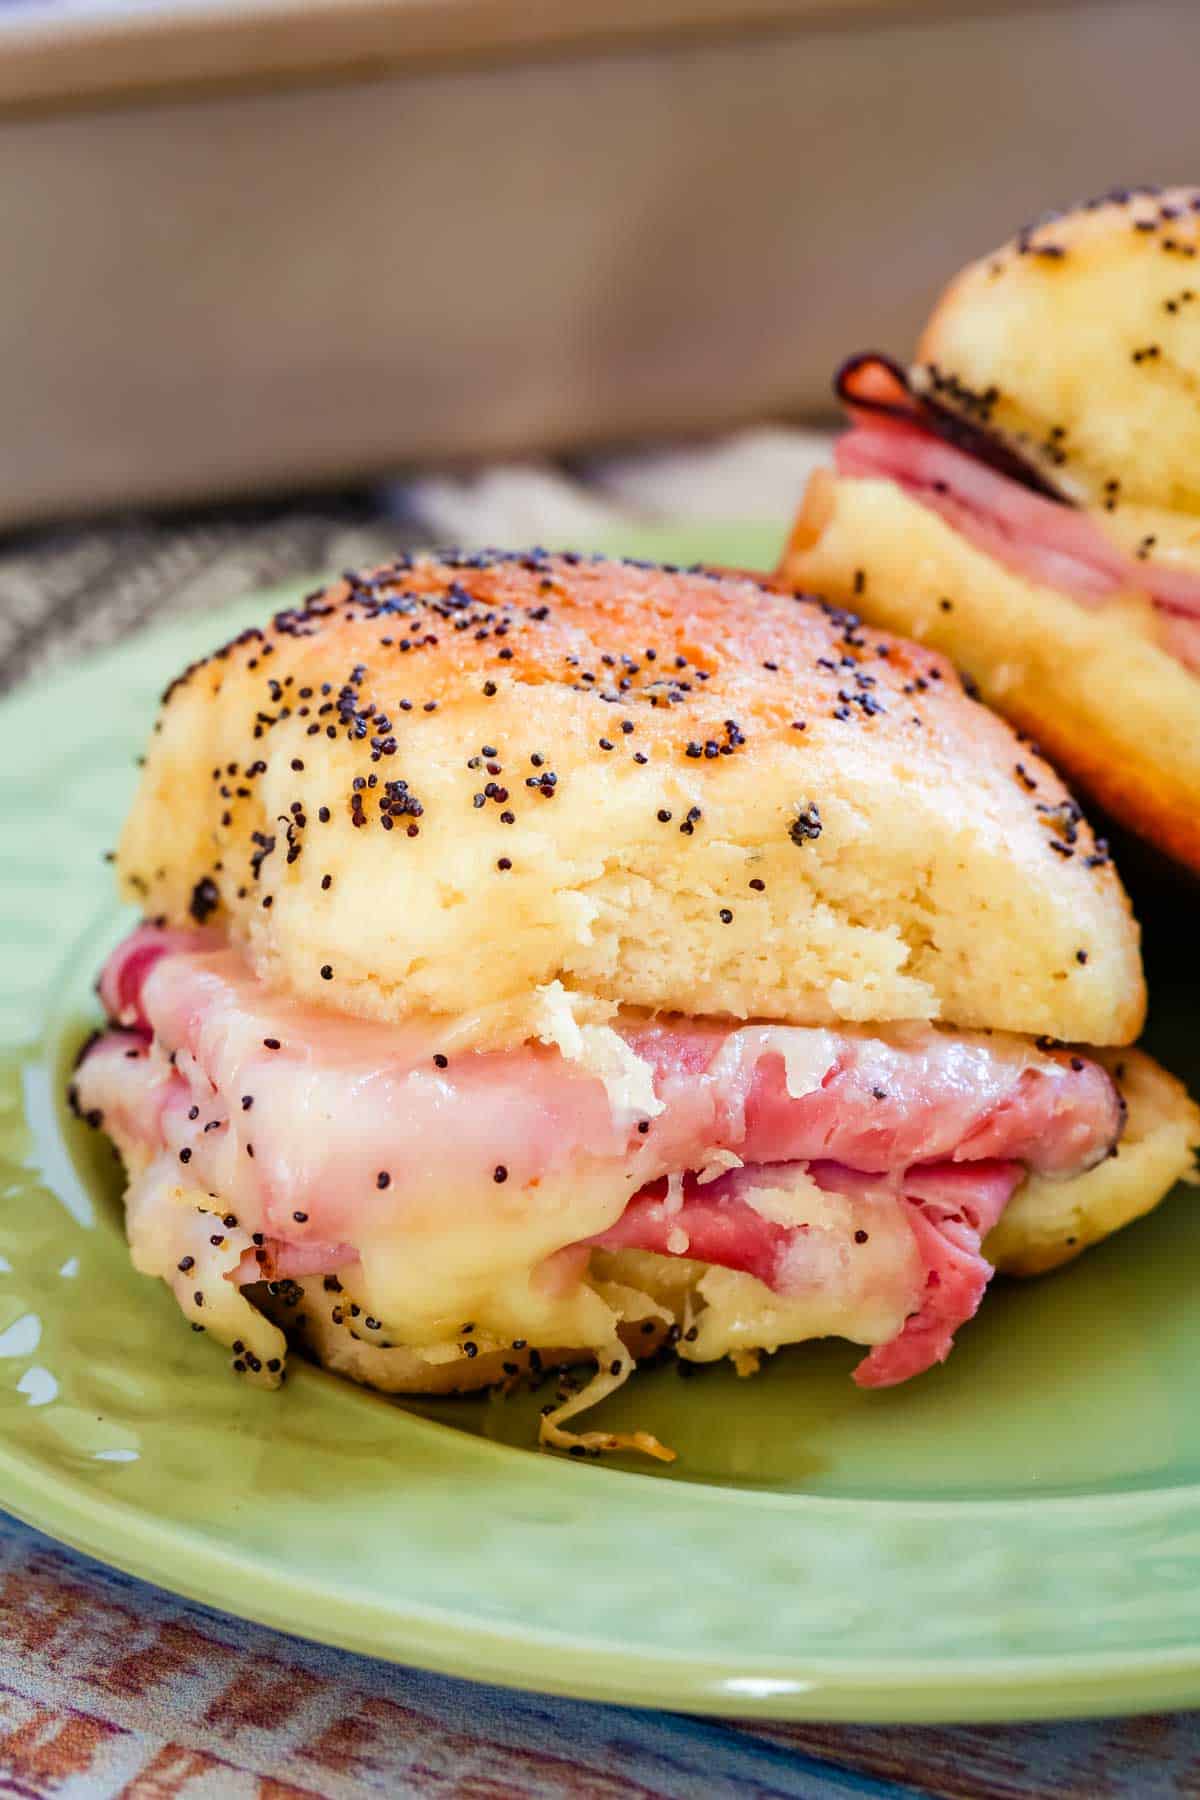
[73,551,1197,1456]
[782,185,1200,875]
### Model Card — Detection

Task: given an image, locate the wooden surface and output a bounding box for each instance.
[1,1516,1196,1798]
[0,459,1195,1798]
[0,0,1090,112]
[2,2,1197,531]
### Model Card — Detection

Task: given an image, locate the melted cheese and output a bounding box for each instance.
[696,1148,744,1185]
[121,1147,286,1385]
[597,1172,921,1364]
[703,1025,841,1138]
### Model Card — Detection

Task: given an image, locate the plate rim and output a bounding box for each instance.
[6,1439,1200,1725]
[5,563,1200,1725]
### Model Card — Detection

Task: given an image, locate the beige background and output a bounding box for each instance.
[1,0,1196,525]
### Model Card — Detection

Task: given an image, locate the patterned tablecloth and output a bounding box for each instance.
[1,444,1196,1798]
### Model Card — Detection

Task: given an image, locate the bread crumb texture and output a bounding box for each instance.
[119,551,1143,1046]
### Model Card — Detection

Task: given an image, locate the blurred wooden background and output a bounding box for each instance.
[1,0,1198,526]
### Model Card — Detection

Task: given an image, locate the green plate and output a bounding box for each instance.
[3,524,1200,1724]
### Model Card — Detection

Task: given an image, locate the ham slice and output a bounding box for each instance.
[98,924,217,1029]
[587,1173,804,1289]
[832,353,1200,670]
[586,1159,1020,1385]
[75,925,1123,1386]
[817,1161,1021,1387]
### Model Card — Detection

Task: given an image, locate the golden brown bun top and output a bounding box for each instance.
[917,185,1200,513]
[118,551,1144,1044]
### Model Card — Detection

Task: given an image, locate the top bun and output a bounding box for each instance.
[117,551,1143,1045]
[917,185,1200,513]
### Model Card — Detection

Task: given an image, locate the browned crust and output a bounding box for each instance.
[138,546,1117,873]
[118,547,1143,1044]
[153,550,1010,751]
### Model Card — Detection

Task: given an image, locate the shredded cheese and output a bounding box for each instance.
[537,1341,676,1462]
[532,981,663,1127]
[696,1148,744,1186]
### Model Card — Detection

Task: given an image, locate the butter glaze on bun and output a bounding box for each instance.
[780,188,1200,876]
[785,472,1200,876]
[117,549,1143,1045]
[918,185,1200,513]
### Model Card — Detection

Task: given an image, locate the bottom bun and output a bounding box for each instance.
[254,1275,682,1460]
[986,1047,1197,1276]
[253,1277,674,1398]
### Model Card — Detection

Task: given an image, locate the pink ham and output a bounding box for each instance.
[76,925,1124,1386]
[818,1161,1022,1387]
[588,1157,1022,1386]
[586,1175,799,1289]
[93,925,1120,1185]
[835,412,1200,670]
[98,924,221,1029]
[236,1238,358,1284]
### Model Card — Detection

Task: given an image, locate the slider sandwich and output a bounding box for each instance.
[73,552,1198,1455]
[782,186,1200,875]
